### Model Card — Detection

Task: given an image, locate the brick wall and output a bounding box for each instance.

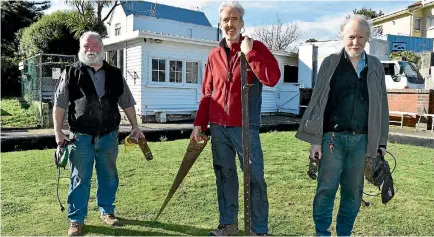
[387,89,434,128]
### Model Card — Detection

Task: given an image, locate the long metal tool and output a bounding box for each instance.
[240,51,253,235]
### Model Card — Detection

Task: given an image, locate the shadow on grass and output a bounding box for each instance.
[1,109,12,116]
[85,218,212,236]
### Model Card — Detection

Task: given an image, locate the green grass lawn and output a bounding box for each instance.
[2,131,434,236]
[0,98,40,128]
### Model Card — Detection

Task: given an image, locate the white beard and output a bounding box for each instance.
[78,50,105,66]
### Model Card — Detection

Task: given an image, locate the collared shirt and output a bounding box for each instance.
[54,64,136,110]
[344,50,367,78]
[323,50,369,134]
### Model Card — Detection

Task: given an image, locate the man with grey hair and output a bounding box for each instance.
[191,1,280,236]
[296,15,389,236]
[53,31,144,236]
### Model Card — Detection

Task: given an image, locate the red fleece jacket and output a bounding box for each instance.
[194,37,281,131]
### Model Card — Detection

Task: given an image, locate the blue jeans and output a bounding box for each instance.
[210,124,269,234]
[67,131,119,224]
[313,132,367,236]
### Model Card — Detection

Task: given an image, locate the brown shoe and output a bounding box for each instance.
[100,213,120,226]
[67,222,83,236]
[209,223,239,236]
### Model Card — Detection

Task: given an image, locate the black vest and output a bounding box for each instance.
[323,52,369,134]
[66,61,123,136]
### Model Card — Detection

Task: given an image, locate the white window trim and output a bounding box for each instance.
[151,58,166,83]
[147,55,202,88]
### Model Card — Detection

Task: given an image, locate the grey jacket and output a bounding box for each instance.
[295,50,389,157]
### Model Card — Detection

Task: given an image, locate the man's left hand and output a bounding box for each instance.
[131,126,145,139]
[241,36,253,55]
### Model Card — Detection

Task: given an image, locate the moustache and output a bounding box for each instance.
[86,52,97,56]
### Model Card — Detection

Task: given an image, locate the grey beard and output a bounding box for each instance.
[78,50,104,66]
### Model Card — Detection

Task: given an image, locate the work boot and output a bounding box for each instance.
[100,213,120,226]
[209,223,239,236]
[67,222,83,236]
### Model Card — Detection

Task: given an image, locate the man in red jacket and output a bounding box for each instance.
[190,1,281,235]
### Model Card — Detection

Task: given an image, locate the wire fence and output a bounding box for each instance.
[20,54,76,127]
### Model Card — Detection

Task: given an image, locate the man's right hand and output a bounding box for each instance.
[55,130,69,145]
[190,126,203,142]
[310,144,322,160]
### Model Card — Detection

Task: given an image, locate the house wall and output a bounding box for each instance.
[121,41,300,119]
[125,40,143,115]
[424,7,434,37]
[106,6,127,37]
[413,9,425,37]
[375,15,412,36]
[140,40,212,116]
[132,15,218,41]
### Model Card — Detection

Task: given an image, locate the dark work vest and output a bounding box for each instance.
[323,52,369,134]
[66,61,123,136]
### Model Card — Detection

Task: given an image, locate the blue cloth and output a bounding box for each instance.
[313,132,367,236]
[67,131,119,223]
[344,50,367,78]
[210,124,269,234]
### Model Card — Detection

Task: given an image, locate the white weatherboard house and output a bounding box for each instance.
[103,0,299,122]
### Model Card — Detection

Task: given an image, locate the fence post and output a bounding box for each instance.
[39,54,44,128]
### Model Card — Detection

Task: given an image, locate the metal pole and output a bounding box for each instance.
[240,52,252,235]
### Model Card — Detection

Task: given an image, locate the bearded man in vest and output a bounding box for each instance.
[53,31,144,236]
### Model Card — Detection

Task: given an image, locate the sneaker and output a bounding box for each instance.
[67,222,83,236]
[209,223,239,236]
[100,213,120,226]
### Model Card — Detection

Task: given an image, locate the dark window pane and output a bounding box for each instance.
[159,71,165,82]
[169,72,175,82]
[152,59,158,70]
[159,60,165,70]
[152,71,158,82]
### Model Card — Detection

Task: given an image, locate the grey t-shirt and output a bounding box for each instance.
[54,67,136,110]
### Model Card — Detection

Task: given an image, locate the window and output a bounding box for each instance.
[115,23,121,36]
[429,17,434,28]
[186,62,199,83]
[152,59,166,82]
[187,29,192,38]
[414,18,421,30]
[283,65,298,83]
[169,60,182,83]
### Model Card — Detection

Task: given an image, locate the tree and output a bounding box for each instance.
[65,0,119,24]
[390,51,421,65]
[1,1,50,98]
[352,7,384,20]
[252,16,301,52]
[306,39,318,43]
[19,11,80,59]
[64,0,119,38]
